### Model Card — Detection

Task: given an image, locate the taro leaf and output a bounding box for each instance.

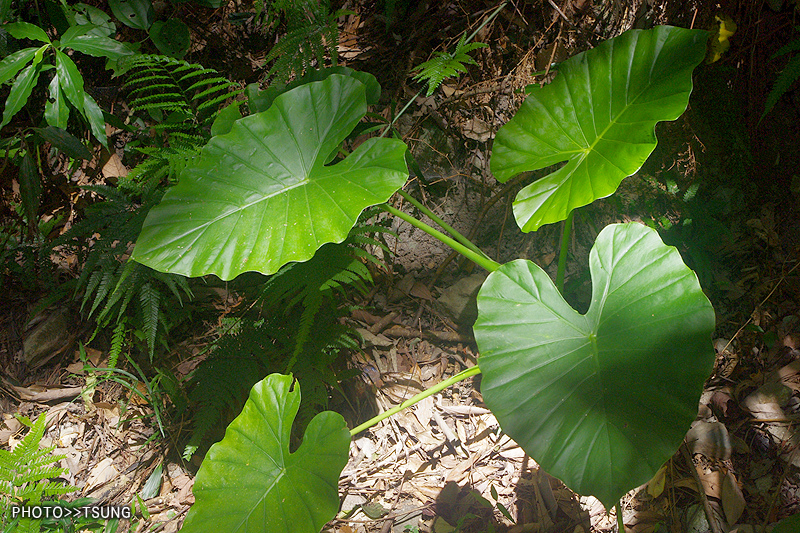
[210,102,241,137]
[247,66,381,113]
[149,19,190,58]
[180,374,351,533]
[132,74,408,280]
[490,26,708,232]
[474,223,715,508]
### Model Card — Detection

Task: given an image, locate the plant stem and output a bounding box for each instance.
[350,366,481,436]
[464,1,508,44]
[397,190,490,261]
[615,500,625,532]
[380,89,423,138]
[381,203,501,272]
[555,210,574,294]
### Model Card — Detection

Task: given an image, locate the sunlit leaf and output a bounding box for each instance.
[491,26,708,232]
[133,75,407,280]
[1,61,42,128]
[181,374,350,533]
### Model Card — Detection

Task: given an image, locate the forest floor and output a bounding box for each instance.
[2,0,800,532]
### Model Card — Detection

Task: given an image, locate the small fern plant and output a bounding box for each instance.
[49,55,241,365]
[412,34,487,96]
[259,208,391,370]
[182,301,359,460]
[182,211,392,459]
[262,0,351,84]
[762,25,800,121]
[0,413,76,532]
[51,184,192,364]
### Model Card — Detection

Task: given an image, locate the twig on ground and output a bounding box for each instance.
[680,443,724,533]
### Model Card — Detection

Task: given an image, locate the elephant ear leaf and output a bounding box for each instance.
[473,223,715,508]
[180,373,351,533]
[490,26,708,232]
[132,74,408,280]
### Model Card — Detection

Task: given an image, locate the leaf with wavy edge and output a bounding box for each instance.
[474,223,715,508]
[180,373,351,533]
[132,75,408,280]
[490,26,708,232]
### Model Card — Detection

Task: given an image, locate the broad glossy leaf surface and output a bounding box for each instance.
[491,26,707,232]
[45,74,69,129]
[474,223,715,507]
[63,32,136,60]
[33,126,92,160]
[181,374,350,533]
[55,50,85,112]
[247,66,381,113]
[1,61,42,128]
[133,75,408,279]
[0,48,39,85]
[108,0,154,30]
[3,22,50,43]
[82,92,107,148]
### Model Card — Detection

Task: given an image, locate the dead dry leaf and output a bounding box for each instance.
[102,153,128,178]
[84,458,119,491]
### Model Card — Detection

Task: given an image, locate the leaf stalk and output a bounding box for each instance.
[350,365,481,436]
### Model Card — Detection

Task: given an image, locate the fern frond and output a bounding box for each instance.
[412,35,487,96]
[763,44,800,120]
[124,55,241,134]
[266,10,340,84]
[50,185,190,362]
[285,291,322,370]
[109,318,128,368]
[138,282,161,362]
[0,413,75,523]
[88,268,118,319]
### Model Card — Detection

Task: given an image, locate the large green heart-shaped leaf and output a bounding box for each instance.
[490,26,708,232]
[474,223,715,508]
[181,373,351,533]
[132,75,408,280]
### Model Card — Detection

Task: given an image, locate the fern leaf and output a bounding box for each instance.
[763,51,800,120]
[124,55,240,137]
[412,36,487,96]
[0,413,75,520]
[109,318,127,368]
[87,268,118,319]
[285,290,322,371]
[138,282,161,361]
[266,11,341,84]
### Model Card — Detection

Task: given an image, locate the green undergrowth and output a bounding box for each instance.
[183,210,392,458]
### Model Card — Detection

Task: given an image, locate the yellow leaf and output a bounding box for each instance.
[647,465,668,498]
[707,14,737,64]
